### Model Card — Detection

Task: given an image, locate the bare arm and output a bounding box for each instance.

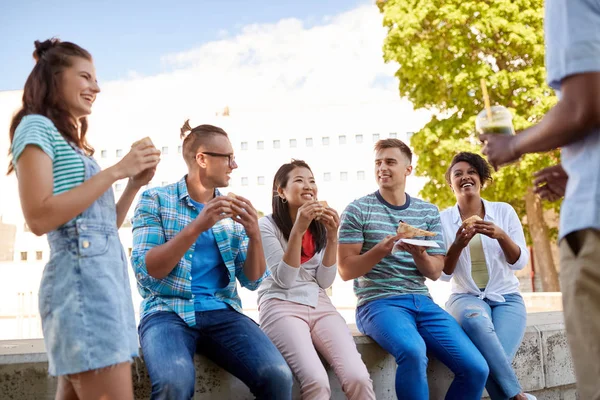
[515,73,600,153]
[18,146,120,235]
[337,234,400,281]
[443,221,475,275]
[482,73,600,168]
[17,143,160,235]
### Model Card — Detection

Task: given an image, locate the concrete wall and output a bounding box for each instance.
[0,312,577,399]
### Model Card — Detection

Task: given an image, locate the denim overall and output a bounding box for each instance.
[39,148,138,376]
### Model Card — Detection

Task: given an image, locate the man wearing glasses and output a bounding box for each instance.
[131,121,293,399]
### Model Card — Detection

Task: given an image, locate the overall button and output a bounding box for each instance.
[82,240,90,249]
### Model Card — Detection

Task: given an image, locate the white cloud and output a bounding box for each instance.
[0,3,433,223]
[77,3,430,145]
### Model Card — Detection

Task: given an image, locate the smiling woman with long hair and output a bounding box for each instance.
[440,152,535,400]
[257,159,375,400]
[7,38,160,399]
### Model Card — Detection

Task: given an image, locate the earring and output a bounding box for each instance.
[281,197,287,203]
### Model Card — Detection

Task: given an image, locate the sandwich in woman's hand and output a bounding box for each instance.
[396,220,436,238]
[462,215,483,227]
[315,200,329,219]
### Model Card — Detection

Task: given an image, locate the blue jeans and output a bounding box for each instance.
[356,294,488,400]
[446,293,527,400]
[139,309,293,400]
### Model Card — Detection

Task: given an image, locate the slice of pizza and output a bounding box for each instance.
[396,221,436,238]
[462,215,483,227]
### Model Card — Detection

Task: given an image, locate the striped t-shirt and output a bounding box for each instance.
[11,115,85,194]
[339,191,446,307]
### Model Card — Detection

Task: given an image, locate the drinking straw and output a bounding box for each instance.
[480,78,493,121]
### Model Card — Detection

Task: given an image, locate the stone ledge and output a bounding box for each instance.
[0,312,577,399]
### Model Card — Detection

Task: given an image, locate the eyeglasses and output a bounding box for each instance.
[197,152,236,167]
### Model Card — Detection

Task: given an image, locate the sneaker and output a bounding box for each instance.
[524,394,537,400]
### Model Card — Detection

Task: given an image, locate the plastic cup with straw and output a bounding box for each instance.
[476,78,515,135]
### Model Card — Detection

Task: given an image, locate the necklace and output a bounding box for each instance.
[458,201,484,221]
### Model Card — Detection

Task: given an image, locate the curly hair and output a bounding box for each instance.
[445,152,493,187]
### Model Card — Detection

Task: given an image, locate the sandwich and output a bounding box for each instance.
[462,215,483,227]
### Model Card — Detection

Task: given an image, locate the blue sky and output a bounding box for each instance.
[0,0,367,91]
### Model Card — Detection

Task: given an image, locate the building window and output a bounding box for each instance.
[257,140,264,150]
[357,171,365,180]
[339,135,346,145]
[177,145,182,154]
[306,138,313,147]
[340,172,348,181]
[323,172,331,182]
[116,149,123,157]
[241,141,249,150]
[115,183,123,192]
[161,181,168,186]
[355,134,363,144]
[389,132,397,138]
[20,252,27,261]
[322,137,330,146]
[257,176,265,185]
[36,251,43,261]
[101,150,108,158]
[372,133,380,142]
[406,131,415,140]
[241,177,249,186]
[161,146,169,155]
[290,139,297,148]
[273,140,280,149]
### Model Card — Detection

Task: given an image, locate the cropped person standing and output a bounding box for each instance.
[8,38,160,399]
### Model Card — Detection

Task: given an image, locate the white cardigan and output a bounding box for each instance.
[257,215,337,308]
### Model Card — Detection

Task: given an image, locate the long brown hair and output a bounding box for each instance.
[271,160,326,254]
[7,38,94,174]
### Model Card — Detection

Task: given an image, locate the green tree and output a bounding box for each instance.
[378,0,560,290]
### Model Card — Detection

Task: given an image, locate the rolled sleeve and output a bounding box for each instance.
[131,190,165,289]
[258,217,300,289]
[235,231,267,290]
[505,206,529,271]
[440,271,453,282]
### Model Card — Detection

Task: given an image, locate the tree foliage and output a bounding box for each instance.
[379,0,560,239]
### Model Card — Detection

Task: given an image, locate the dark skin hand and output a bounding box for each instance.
[533,164,568,202]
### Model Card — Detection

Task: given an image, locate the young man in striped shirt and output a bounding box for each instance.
[338,139,488,399]
[131,121,292,399]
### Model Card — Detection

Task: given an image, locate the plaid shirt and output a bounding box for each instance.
[131,176,266,326]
